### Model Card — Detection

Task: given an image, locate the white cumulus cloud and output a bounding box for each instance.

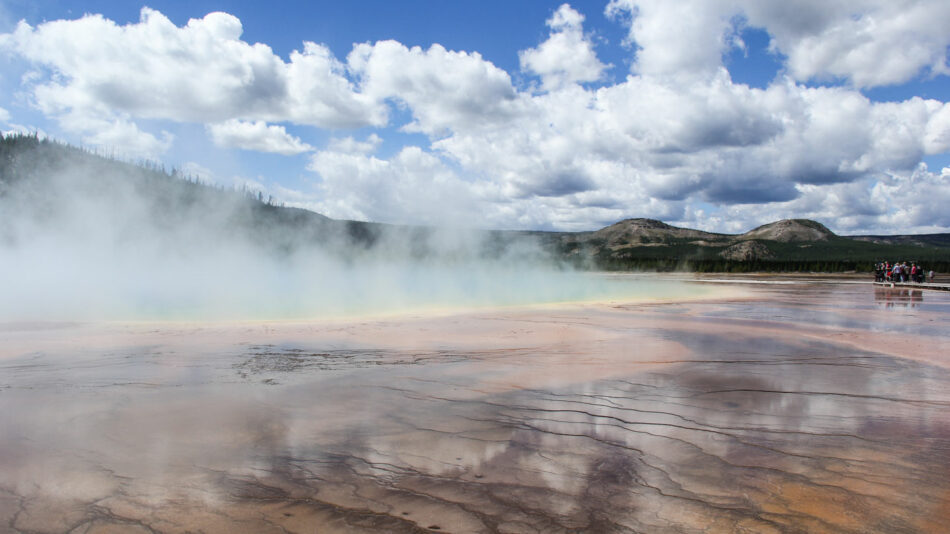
[58,110,173,160]
[2,4,949,233]
[348,40,520,136]
[1,8,384,155]
[307,146,480,226]
[207,120,312,155]
[519,4,609,91]
[606,0,950,88]
[326,134,382,155]
[606,0,738,82]
[743,0,950,87]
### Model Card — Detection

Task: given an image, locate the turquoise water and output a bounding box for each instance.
[133,270,708,321]
[2,235,713,321]
[7,267,706,321]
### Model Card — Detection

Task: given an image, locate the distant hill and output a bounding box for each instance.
[535,212,950,272]
[741,219,835,242]
[3,133,950,273]
[592,218,727,247]
[552,215,950,272]
[848,234,950,249]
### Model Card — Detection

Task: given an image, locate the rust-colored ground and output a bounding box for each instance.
[1,278,948,533]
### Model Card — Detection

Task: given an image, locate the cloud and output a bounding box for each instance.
[426,57,948,226]
[606,0,739,82]
[57,110,173,159]
[326,134,382,155]
[347,40,520,136]
[519,4,609,91]
[2,124,48,139]
[924,102,950,154]
[180,161,216,183]
[1,8,384,155]
[744,0,950,88]
[2,4,949,233]
[877,164,950,230]
[0,107,9,122]
[732,164,950,235]
[606,0,950,88]
[307,145,480,226]
[207,119,312,155]
[6,9,384,126]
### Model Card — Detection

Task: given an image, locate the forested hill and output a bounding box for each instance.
[1,133,358,256]
[543,217,950,272]
[0,133,535,262]
[3,133,949,272]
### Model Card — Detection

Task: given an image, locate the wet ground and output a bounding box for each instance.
[1,278,949,533]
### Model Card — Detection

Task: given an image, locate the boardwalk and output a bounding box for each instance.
[873,281,950,291]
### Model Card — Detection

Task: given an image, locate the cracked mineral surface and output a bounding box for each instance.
[1,277,949,533]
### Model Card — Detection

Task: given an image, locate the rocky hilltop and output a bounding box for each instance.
[550,216,950,271]
[719,241,776,261]
[588,219,728,248]
[557,217,839,262]
[741,219,835,242]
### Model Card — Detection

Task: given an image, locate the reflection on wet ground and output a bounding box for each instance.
[1,280,949,533]
[874,287,924,309]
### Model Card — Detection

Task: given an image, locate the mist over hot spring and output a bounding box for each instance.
[0,137,692,321]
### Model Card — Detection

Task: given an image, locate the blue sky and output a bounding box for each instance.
[1,0,949,234]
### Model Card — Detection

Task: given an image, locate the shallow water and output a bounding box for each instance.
[1,278,949,533]
[5,268,711,322]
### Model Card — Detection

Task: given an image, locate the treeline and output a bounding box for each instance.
[595,257,950,273]
[576,231,950,273]
[0,132,281,207]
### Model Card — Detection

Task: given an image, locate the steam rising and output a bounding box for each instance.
[0,139,685,321]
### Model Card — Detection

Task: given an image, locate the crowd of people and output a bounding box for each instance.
[874,261,935,283]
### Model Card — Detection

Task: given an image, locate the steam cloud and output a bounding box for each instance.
[0,139,677,321]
